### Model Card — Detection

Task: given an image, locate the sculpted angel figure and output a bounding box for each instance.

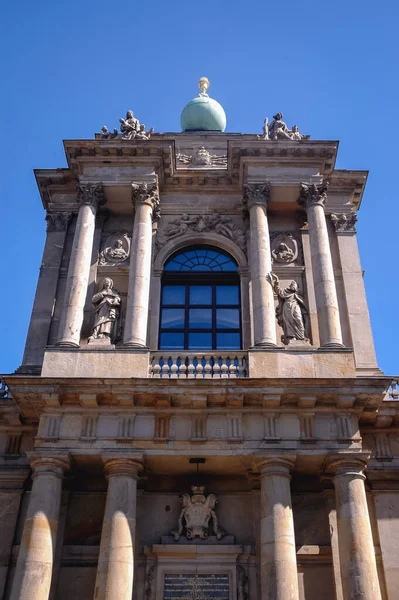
[269,273,309,344]
[163,213,198,239]
[89,277,121,344]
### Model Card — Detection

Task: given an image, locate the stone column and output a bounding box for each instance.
[0,467,29,599]
[123,182,159,347]
[298,183,343,347]
[57,183,105,347]
[22,212,71,368]
[328,455,382,600]
[93,456,143,600]
[257,455,299,600]
[244,183,277,347]
[10,455,70,600]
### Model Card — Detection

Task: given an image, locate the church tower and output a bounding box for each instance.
[1,79,398,600]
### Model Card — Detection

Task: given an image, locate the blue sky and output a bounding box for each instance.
[1,0,398,375]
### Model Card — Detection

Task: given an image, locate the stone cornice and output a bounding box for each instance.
[2,375,391,422]
[34,137,366,211]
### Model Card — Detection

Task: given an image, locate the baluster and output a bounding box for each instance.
[179,357,187,379]
[196,357,204,379]
[152,356,161,378]
[187,356,195,379]
[170,354,178,379]
[204,356,212,379]
[228,357,238,378]
[161,358,170,379]
[220,356,229,378]
[212,356,221,379]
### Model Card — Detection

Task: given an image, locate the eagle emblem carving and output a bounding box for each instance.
[172,486,225,541]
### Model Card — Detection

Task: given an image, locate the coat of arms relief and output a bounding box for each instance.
[172,486,225,541]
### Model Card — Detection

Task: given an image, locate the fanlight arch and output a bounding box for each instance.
[159,245,242,351]
[153,231,248,273]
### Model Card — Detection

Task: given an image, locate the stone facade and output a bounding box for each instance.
[1,112,398,600]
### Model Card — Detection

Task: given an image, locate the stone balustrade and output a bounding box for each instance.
[150,352,248,378]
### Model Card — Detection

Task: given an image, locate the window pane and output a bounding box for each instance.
[189,309,212,328]
[160,332,184,349]
[161,309,185,328]
[216,333,241,350]
[162,286,185,305]
[216,285,239,305]
[189,286,212,305]
[189,333,212,350]
[216,308,240,329]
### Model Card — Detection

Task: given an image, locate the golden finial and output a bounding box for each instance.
[198,77,210,94]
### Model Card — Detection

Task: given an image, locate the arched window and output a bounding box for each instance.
[160,247,241,350]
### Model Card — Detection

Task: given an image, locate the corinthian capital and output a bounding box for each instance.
[77,183,105,209]
[243,181,271,209]
[132,182,160,217]
[46,211,72,232]
[298,182,328,209]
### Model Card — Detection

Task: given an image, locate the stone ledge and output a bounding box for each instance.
[248,348,356,378]
[41,347,150,378]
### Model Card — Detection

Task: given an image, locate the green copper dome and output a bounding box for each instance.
[181,77,227,132]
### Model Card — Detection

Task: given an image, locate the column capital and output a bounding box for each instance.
[102,453,144,479]
[45,211,72,232]
[330,212,358,233]
[77,182,105,209]
[325,451,370,480]
[255,452,296,478]
[298,182,328,209]
[131,181,160,216]
[27,452,71,479]
[243,181,271,208]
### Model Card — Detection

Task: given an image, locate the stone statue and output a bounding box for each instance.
[119,110,153,140]
[172,486,224,541]
[120,110,139,138]
[88,278,121,344]
[269,113,293,140]
[259,113,310,141]
[269,273,309,344]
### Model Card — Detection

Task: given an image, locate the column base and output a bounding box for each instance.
[55,341,80,348]
[122,342,149,349]
[320,342,345,349]
[251,342,278,349]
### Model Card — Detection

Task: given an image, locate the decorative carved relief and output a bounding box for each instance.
[263,413,280,443]
[270,232,299,264]
[157,212,246,251]
[99,232,131,266]
[237,565,249,600]
[46,212,71,232]
[172,486,225,541]
[145,565,156,600]
[330,213,358,232]
[80,415,97,441]
[177,146,227,168]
